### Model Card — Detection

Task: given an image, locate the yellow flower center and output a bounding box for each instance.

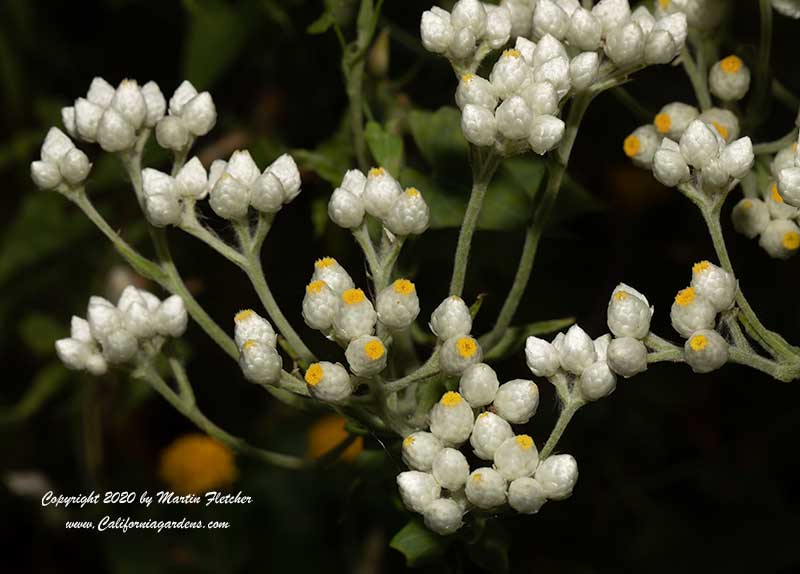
[689,334,708,351]
[306,280,326,294]
[782,232,800,251]
[711,121,728,140]
[793,143,798,153]
[659,0,671,7]
[368,167,385,178]
[675,287,696,307]
[654,113,672,134]
[692,260,711,274]
[461,73,474,83]
[623,135,641,158]
[364,339,385,360]
[613,291,629,301]
[342,288,365,305]
[440,391,462,407]
[478,412,490,419]
[472,472,483,483]
[305,363,324,386]
[405,187,420,197]
[515,435,534,450]
[159,434,238,495]
[315,257,336,269]
[771,183,784,204]
[720,55,742,75]
[393,278,415,295]
[403,435,415,448]
[741,199,753,210]
[503,49,521,58]
[242,339,257,350]
[234,309,254,323]
[455,337,478,359]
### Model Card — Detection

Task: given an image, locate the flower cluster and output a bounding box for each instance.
[234,310,282,386]
[55,286,188,375]
[30,128,92,191]
[420,0,512,62]
[654,0,723,31]
[430,296,482,375]
[733,173,800,260]
[328,167,430,236]
[669,261,735,372]
[155,81,217,151]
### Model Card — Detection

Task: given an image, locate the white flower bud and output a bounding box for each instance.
[429,391,475,446]
[120,300,155,339]
[87,76,115,107]
[376,279,420,330]
[397,471,441,513]
[465,467,507,509]
[630,5,655,34]
[402,432,444,472]
[495,96,532,140]
[363,167,402,219]
[111,79,147,130]
[181,92,216,136]
[71,315,94,343]
[508,477,547,514]
[690,261,735,312]
[484,4,512,48]
[654,102,699,140]
[423,498,464,535]
[451,0,487,37]
[341,169,366,196]
[101,329,138,364]
[520,81,558,116]
[304,361,353,403]
[251,173,284,216]
[345,335,387,377]
[700,159,729,191]
[684,329,728,374]
[592,0,631,36]
[558,324,596,374]
[670,287,717,338]
[74,98,104,142]
[175,157,208,200]
[459,363,499,407]
[430,296,472,340]
[239,339,282,385]
[532,34,567,68]
[461,104,497,147]
[140,81,166,127]
[566,8,602,50]
[494,435,539,480]
[604,20,645,67]
[31,160,61,190]
[709,55,750,101]
[759,219,800,259]
[493,379,539,424]
[448,27,477,60]
[570,51,599,90]
[654,11,687,46]
[607,283,652,339]
[267,153,302,203]
[779,167,800,207]
[719,137,753,180]
[525,336,561,377]
[234,309,277,348]
[55,338,91,371]
[679,119,720,169]
[490,49,530,99]
[535,454,578,500]
[209,174,250,221]
[503,0,534,38]
[332,288,377,341]
[385,187,430,235]
[58,148,91,185]
[533,56,570,99]
[471,411,514,460]
[528,114,565,155]
[155,294,188,337]
[96,108,136,152]
[302,280,340,331]
[623,124,660,168]
[766,181,799,220]
[533,0,569,39]
[455,73,498,110]
[606,336,647,378]
[699,108,739,143]
[653,138,690,187]
[155,116,190,151]
[141,168,181,227]
[440,335,483,375]
[594,333,612,361]
[772,145,797,179]
[311,257,355,295]
[432,447,470,490]
[645,29,679,65]
[41,127,74,164]
[731,198,769,239]
[420,7,454,54]
[579,361,617,400]
[772,0,800,18]
[168,81,198,116]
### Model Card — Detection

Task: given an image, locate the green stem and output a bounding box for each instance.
[728,348,800,382]
[384,350,440,393]
[753,129,798,155]
[539,399,584,460]
[352,223,382,285]
[647,349,684,364]
[772,78,800,111]
[449,147,500,296]
[747,0,773,126]
[681,46,712,111]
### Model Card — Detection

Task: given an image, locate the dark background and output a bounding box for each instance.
[1,0,799,572]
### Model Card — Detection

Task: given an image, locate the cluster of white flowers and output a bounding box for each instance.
[429,296,482,375]
[422,0,689,155]
[234,309,282,386]
[654,0,723,31]
[733,172,800,260]
[398,380,577,535]
[328,167,430,236]
[55,286,187,375]
[154,81,216,151]
[669,261,735,372]
[61,77,165,153]
[30,128,92,191]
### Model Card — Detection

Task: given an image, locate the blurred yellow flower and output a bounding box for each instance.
[159,433,238,495]
[307,415,363,463]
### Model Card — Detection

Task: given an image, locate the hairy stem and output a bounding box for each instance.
[540,399,584,460]
[681,45,712,111]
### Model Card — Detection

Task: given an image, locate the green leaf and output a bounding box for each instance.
[365,121,404,174]
[408,107,468,169]
[294,114,353,186]
[469,293,486,319]
[483,317,575,362]
[307,11,335,34]
[18,313,66,357]
[307,0,359,35]
[466,519,510,574]
[0,363,68,425]
[182,0,256,90]
[390,519,448,566]
[415,376,446,417]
